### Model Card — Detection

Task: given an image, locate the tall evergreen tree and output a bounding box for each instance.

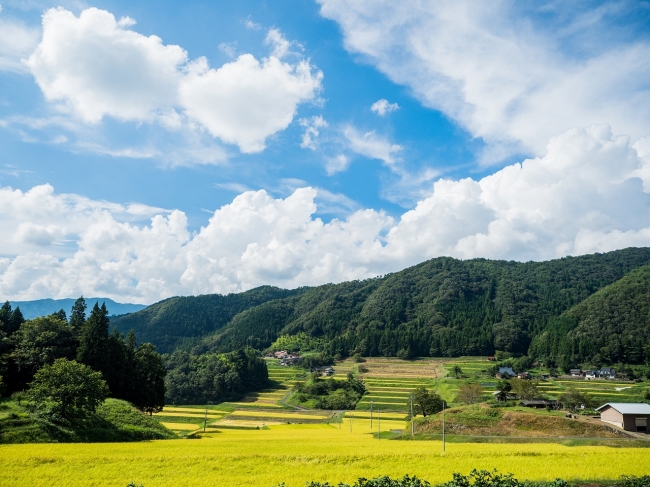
[77,302,110,379]
[69,296,87,336]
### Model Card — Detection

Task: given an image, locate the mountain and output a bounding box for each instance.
[110,248,650,365]
[10,298,146,320]
[110,286,304,353]
[530,263,650,367]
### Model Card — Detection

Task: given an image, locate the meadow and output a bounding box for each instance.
[2,422,650,487]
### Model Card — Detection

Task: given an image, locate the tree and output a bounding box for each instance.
[25,358,108,422]
[77,302,109,376]
[451,365,463,378]
[0,374,4,396]
[0,301,23,336]
[131,343,166,415]
[69,296,87,336]
[496,380,512,393]
[10,315,77,389]
[412,386,443,417]
[560,386,591,411]
[457,383,484,405]
[510,379,540,400]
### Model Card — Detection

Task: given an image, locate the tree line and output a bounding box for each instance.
[0,297,165,415]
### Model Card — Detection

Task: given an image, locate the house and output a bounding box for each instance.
[595,403,650,432]
[495,367,516,379]
[487,356,496,361]
[599,367,616,379]
[517,372,530,380]
[274,350,289,359]
[569,369,583,377]
[585,370,597,380]
[520,399,558,409]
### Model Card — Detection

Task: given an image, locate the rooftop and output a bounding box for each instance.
[595,403,650,415]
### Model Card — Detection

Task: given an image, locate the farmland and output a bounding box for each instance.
[2,356,650,486]
[2,424,650,487]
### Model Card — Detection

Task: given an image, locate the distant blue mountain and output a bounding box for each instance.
[9,298,147,320]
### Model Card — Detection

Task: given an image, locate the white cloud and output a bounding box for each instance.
[371,99,399,116]
[264,28,292,59]
[317,1,650,161]
[325,154,349,175]
[343,125,402,165]
[26,7,186,123]
[22,7,323,157]
[299,115,328,150]
[218,41,237,58]
[180,55,322,153]
[2,124,649,303]
[0,8,40,72]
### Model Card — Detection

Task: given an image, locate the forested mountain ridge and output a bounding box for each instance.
[113,248,650,364]
[111,285,305,353]
[530,264,650,367]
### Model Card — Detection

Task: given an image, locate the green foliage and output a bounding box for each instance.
[305,475,430,487]
[294,375,366,410]
[510,380,540,401]
[616,476,650,487]
[559,387,591,411]
[163,348,268,404]
[412,387,443,417]
[107,248,650,364]
[268,332,321,353]
[0,374,4,396]
[10,315,77,390]
[25,358,109,423]
[456,383,484,405]
[451,365,463,378]
[111,286,302,353]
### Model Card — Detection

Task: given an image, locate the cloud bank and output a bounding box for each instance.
[1,124,649,303]
[24,7,322,155]
[318,1,650,161]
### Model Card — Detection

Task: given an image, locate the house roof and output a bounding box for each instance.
[498,367,515,376]
[595,403,650,414]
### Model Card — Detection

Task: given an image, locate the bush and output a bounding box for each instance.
[616,476,650,487]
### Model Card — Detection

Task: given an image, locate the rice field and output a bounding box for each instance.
[2,422,650,487]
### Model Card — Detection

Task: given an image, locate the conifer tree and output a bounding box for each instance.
[77,302,109,378]
[69,296,87,336]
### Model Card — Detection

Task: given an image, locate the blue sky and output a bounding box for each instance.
[1,0,650,303]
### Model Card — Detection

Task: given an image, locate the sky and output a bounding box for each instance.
[1,0,650,304]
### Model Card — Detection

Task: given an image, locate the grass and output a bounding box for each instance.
[2,422,650,487]
[0,398,176,444]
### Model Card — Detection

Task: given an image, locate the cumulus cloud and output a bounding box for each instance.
[317,1,650,161]
[343,125,402,165]
[180,55,322,153]
[1,124,650,303]
[23,7,323,156]
[371,99,399,116]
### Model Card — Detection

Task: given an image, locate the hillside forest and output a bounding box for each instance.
[111,247,650,370]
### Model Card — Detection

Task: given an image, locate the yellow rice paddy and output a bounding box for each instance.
[4,422,649,487]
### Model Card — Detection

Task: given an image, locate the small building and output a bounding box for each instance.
[569,369,583,377]
[496,367,516,379]
[585,370,597,380]
[595,403,650,432]
[517,371,530,380]
[487,356,496,361]
[599,367,616,379]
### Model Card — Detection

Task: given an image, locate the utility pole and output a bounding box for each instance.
[203,408,208,432]
[442,400,445,452]
[410,393,414,438]
[370,400,373,429]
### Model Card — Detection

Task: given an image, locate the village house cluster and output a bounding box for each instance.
[269,350,301,366]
